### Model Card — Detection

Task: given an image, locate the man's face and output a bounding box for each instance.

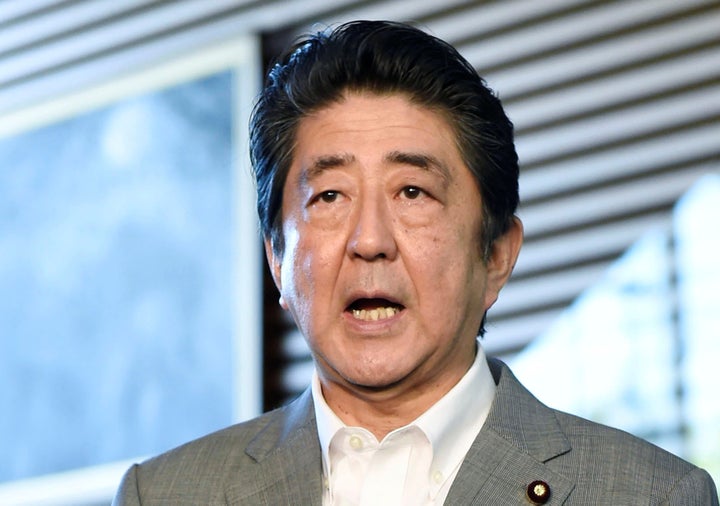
[266,92,521,397]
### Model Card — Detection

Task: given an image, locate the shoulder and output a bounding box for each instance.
[487,359,718,504]
[553,407,689,471]
[551,409,717,504]
[144,389,313,473]
[118,390,316,503]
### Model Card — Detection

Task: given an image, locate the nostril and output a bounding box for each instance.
[356,252,386,260]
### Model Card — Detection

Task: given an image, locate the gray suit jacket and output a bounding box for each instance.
[113,359,718,505]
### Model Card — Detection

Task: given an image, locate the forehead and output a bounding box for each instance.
[289,92,468,179]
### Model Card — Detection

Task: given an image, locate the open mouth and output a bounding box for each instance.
[346,298,404,322]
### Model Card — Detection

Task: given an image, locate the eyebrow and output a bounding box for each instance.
[299,150,453,185]
[385,150,452,185]
[300,153,355,185]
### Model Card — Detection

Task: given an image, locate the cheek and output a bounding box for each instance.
[279,227,341,313]
[414,223,477,265]
[277,226,309,311]
[406,225,485,297]
[403,234,454,294]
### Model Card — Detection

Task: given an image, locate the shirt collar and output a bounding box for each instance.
[413,342,496,479]
[311,339,496,478]
[312,370,347,478]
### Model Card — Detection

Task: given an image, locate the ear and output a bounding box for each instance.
[264,237,288,310]
[483,217,523,310]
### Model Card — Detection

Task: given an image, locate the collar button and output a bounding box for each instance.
[432,470,443,484]
[348,435,363,450]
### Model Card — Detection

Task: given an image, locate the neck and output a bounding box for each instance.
[319,359,473,440]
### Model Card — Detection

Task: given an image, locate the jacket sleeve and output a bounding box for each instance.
[662,467,719,506]
[112,464,142,506]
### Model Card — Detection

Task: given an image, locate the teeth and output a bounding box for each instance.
[351,307,398,321]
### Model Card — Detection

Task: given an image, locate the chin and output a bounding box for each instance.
[342,364,414,391]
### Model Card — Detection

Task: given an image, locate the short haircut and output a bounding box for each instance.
[250,20,519,260]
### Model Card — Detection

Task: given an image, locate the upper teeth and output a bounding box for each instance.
[351,307,398,321]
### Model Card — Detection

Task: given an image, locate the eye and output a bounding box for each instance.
[401,186,423,200]
[315,190,339,204]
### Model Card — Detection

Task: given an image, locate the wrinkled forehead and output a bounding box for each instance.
[285,92,467,181]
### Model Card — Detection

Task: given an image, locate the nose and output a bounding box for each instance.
[347,193,398,261]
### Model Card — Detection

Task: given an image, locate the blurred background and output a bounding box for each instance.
[0,0,718,503]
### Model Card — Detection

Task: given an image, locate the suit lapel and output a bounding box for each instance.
[446,359,576,505]
[225,390,323,506]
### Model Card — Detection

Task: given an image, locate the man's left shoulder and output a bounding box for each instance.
[552,409,718,504]
[555,409,685,468]
[488,360,717,503]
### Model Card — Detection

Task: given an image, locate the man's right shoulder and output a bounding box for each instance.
[143,396,310,475]
[126,394,316,492]
[113,394,319,505]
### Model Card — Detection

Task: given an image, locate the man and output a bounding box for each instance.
[114,20,718,505]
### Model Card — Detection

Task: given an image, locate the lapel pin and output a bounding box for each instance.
[526,480,551,504]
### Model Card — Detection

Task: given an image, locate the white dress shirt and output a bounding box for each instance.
[311,341,496,506]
